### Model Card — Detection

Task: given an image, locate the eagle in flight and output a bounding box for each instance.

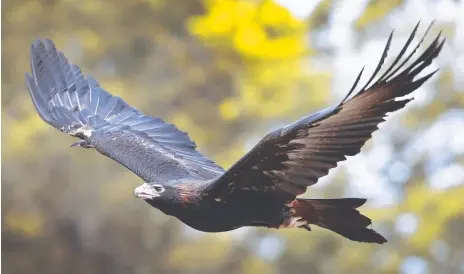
[26,22,444,244]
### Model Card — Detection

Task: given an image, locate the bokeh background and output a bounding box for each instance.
[2,0,464,273]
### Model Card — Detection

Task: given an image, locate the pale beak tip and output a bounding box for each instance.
[134,184,155,200]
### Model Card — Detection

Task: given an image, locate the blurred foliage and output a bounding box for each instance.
[2,0,463,274]
[355,0,404,28]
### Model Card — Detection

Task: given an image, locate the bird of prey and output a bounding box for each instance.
[26,22,443,244]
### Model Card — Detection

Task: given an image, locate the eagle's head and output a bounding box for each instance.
[134,183,179,204]
[134,181,203,210]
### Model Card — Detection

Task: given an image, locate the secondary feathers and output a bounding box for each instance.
[208,21,444,203]
[26,39,224,184]
[25,22,443,244]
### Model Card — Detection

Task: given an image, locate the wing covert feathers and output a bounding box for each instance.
[26,39,224,182]
[211,22,444,201]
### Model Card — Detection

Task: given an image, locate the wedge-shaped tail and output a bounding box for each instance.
[293,198,386,244]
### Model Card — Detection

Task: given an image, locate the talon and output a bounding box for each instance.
[294,219,307,227]
[279,216,308,228]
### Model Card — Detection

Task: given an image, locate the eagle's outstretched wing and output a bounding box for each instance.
[208,22,444,203]
[26,39,224,184]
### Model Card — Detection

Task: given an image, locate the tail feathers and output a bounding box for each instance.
[293,198,387,244]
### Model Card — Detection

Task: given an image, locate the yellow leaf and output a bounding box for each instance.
[189,0,256,38]
[77,29,101,53]
[259,0,292,26]
[260,36,306,59]
[6,210,44,237]
[234,23,267,55]
[240,84,260,109]
[5,112,48,155]
[219,97,241,120]
[356,0,403,28]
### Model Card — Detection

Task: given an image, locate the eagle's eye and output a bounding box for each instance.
[153,185,164,193]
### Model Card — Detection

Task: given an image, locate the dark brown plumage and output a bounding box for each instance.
[26,22,444,244]
[209,22,444,204]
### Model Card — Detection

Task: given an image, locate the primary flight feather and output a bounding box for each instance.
[26,22,444,244]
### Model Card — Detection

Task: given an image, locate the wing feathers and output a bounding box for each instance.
[340,67,365,106]
[26,39,224,183]
[384,22,435,82]
[210,22,444,202]
[378,21,421,83]
[359,30,393,92]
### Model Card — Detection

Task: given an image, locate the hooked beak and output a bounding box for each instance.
[134,183,159,200]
